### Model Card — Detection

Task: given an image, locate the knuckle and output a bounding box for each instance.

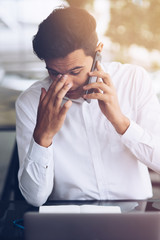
[105,73,110,78]
[48,103,54,111]
[56,93,62,100]
[59,77,66,83]
[63,104,68,109]
[98,81,103,86]
[98,70,104,76]
[94,92,100,97]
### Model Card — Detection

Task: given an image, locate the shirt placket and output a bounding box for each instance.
[82,101,109,199]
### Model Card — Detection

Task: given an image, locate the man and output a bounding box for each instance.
[16,7,160,207]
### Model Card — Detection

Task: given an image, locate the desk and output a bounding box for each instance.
[1,199,160,240]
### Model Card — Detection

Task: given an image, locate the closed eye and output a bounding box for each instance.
[49,70,59,77]
[69,70,82,76]
[46,66,84,77]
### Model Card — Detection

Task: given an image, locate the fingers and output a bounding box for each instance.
[47,74,62,95]
[83,81,111,95]
[59,100,72,119]
[84,91,115,103]
[83,92,104,101]
[42,74,72,108]
[47,74,67,102]
[47,74,73,114]
[53,75,70,98]
[35,75,73,146]
[54,82,72,109]
[83,62,114,100]
[89,62,113,86]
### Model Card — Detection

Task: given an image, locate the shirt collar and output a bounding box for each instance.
[63,96,86,104]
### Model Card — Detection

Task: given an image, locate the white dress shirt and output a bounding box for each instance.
[16,62,160,207]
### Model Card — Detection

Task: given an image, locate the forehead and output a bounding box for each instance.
[45,49,92,72]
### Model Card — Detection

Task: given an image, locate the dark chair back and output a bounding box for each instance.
[1,141,24,200]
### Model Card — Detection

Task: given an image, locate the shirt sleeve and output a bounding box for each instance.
[121,67,160,174]
[16,92,54,207]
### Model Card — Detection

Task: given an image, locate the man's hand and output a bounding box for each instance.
[33,74,72,147]
[83,63,130,135]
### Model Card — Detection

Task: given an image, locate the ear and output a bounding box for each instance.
[95,42,103,52]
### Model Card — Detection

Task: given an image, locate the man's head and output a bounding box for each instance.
[33,7,98,60]
[33,7,103,99]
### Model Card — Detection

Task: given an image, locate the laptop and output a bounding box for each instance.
[24,212,160,240]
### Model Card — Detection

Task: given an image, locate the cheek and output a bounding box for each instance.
[66,72,88,87]
[74,74,88,86]
[79,71,89,83]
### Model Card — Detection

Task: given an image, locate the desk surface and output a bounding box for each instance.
[1,199,160,240]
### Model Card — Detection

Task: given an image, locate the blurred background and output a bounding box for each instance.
[0,0,160,200]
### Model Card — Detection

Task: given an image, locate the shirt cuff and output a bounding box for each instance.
[27,137,53,168]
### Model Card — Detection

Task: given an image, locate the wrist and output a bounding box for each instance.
[33,128,53,148]
[112,115,130,135]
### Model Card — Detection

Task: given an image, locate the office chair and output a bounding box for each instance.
[1,141,24,201]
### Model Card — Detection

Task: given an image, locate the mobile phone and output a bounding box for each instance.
[85,50,102,103]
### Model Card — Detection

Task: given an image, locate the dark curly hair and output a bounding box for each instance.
[32,7,98,60]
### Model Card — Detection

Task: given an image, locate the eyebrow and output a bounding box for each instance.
[46,66,84,75]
